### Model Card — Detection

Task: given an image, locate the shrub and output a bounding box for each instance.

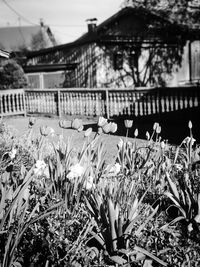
[0,59,27,89]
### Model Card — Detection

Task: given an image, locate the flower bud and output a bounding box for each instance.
[124,119,133,129]
[160,141,165,149]
[188,120,192,129]
[156,125,161,134]
[153,122,159,131]
[146,131,150,140]
[134,128,138,137]
[84,127,92,137]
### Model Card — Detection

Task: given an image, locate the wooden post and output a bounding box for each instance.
[57,89,61,117]
[188,40,192,83]
[23,89,27,117]
[105,89,110,119]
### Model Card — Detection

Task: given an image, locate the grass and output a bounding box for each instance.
[3,115,145,164]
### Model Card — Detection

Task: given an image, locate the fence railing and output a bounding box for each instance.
[0,89,26,117]
[1,87,200,118]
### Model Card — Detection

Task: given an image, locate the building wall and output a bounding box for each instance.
[95,41,192,88]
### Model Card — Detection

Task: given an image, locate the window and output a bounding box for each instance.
[113,52,123,70]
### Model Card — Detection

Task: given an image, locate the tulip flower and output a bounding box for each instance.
[102,122,111,134]
[98,116,108,127]
[156,125,161,134]
[98,127,103,135]
[134,128,138,137]
[59,119,69,129]
[40,126,55,136]
[146,131,150,140]
[84,127,92,137]
[188,120,192,129]
[29,117,36,128]
[124,119,133,129]
[153,122,159,131]
[71,118,84,132]
[110,122,117,133]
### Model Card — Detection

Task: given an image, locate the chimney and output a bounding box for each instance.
[40,18,44,27]
[86,18,97,33]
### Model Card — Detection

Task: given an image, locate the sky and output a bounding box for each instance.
[0,0,123,44]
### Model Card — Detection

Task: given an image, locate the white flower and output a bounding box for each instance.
[9,148,17,159]
[67,163,84,180]
[174,164,183,171]
[84,176,95,190]
[146,131,150,140]
[98,116,108,127]
[34,160,47,176]
[134,128,138,137]
[188,223,193,232]
[48,127,55,136]
[183,136,196,146]
[160,141,165,149]
[194,214,200,223]
[107,163,121,176]
[188,120,192,129]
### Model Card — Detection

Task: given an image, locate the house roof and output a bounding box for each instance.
[25,6,200,59]
[0,24,57,52]
[0,49,9,58]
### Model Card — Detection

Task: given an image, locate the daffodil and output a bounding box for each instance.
[9,148,17,160]
[84,176,95,190]
[67,163,84,180]
[34,160,47,176]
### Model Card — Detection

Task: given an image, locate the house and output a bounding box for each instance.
[0,21,57,52]
[23,7,200,89]
[0,49,9,58]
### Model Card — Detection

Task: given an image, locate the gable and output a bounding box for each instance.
[97,8,184,41]
[0,25,56,52]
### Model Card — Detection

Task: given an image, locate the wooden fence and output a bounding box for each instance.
[1,86,200,118]
[0,89,26,117]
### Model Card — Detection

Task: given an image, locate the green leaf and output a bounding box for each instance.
[134,246,167,266]
[110,255,127,265]
[135,206,159,237]
[108,198,118,251]
[166,173,180,201]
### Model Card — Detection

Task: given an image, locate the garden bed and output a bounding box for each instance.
[1,116,200,267]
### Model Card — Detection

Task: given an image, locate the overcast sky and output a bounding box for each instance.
[0,0,123,44]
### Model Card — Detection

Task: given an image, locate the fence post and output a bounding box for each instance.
[57,89,61,118]
[105,89,110,119]
[23,89,27,117]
